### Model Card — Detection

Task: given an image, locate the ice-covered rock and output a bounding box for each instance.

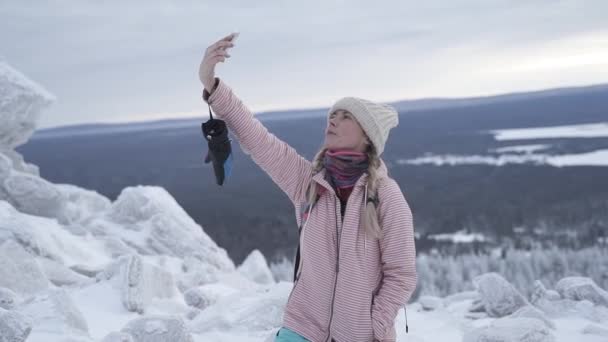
[507,305,555,330]
[472,272,529,317]
[0,150,38,177]
[463,317,555,342]
[189,281,291,333]
[582,323,608,338]
[101,186,234,271]
[0,61,55,150]
[54,183,112,225]
[0,287,18,310]
[419,295,444,311]
[555,276,608,307]
[121,315,193,342]
[2,171,66,220]
[237,249,275,285]
[101,332,135,342]
[183,288,216,310]
[533,295,608,323]
[37,257,93,287]
[530,280,561,305]
[70,264,103,278]
[0,239,49,296]
[17,288,89,335]
[0,307,32,342]
[120,254,177,314]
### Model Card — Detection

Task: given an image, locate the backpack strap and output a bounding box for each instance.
[293,182,321,282]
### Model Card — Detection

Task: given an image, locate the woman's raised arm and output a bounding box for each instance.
[198,33,313,205]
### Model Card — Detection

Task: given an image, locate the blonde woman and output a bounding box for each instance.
[199,33,417,342]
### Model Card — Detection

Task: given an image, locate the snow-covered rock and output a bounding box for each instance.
[472,272,529,317]
[0,200,111,267]
[120,254,177,314]
[17,288,89,336]
[582,323,608,338]
[37,257,93,287]
[100,186,235,270]
[508,305,555,330]
[121,315,193,342]
[54,183,112,225]
[0,240,49,296]
[531,280,561,305]
[533,295,608,323]
[463,317,555,342]
[183,287,217,310]
[419,295,444,311]
[237,249,275,285]
[0,61,55,150]
[189,281,291,334]
[101,332,135,342]
[0,287,19,310]
[0,307,32,342]
[555,276,608,307]
[2,171,66,220]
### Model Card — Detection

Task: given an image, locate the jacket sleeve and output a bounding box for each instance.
[202,77,313,206]
[371,179,418,341]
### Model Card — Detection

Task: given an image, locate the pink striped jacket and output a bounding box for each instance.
[203,78,417,342]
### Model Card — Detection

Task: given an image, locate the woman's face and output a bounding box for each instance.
[324,109,370,153]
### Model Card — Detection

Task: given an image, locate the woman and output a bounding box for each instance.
[199,33,417,342]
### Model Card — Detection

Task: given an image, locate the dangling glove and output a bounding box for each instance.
[201,105,233,186]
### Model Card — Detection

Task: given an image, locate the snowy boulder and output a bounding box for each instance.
[101,332,135,342]
[54,183,112,225]
[463,317,555,342]
[237,249,275,285]
[472,272,529,317]
[120,254,177,314]
[530,280,561,305]
[17,288,89,335]
[582,323,608,338]
[104,186,235,271]
[37,257,93,287]
[2,171,66,220]
[419,295,444,311]
[532,295,608,322]
[183,288,216,310]
[0,240,49,296]
[0,308,32,342]
[70,264,103,278]
[507,305,555,330]
[0,287,18,310]
[0,150,39,176]
[121,315,194,342]
[0,61,55,150]
[0,153,13,180]
[189,281,292,334]
[555,276,608,307]
[0,200,110,267]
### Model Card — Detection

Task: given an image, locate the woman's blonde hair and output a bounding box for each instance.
[304,142,383,240]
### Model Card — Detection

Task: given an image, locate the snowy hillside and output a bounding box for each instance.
[1,61,608,341]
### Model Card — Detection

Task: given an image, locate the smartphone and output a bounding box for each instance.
[230,32,239,43]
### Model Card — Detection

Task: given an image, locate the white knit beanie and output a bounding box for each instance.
[327,97,399,156]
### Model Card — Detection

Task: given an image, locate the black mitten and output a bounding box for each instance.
[201,106,233,186]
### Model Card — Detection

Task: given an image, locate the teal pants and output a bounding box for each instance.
[274,327,310,342]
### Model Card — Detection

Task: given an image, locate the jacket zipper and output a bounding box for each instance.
[325,196,342,342]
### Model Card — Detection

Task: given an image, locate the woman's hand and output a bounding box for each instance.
[199,32,237,93]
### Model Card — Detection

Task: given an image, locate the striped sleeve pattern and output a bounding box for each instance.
[204,77,312,206]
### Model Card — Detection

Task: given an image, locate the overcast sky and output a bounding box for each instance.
[2,0,608,129]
